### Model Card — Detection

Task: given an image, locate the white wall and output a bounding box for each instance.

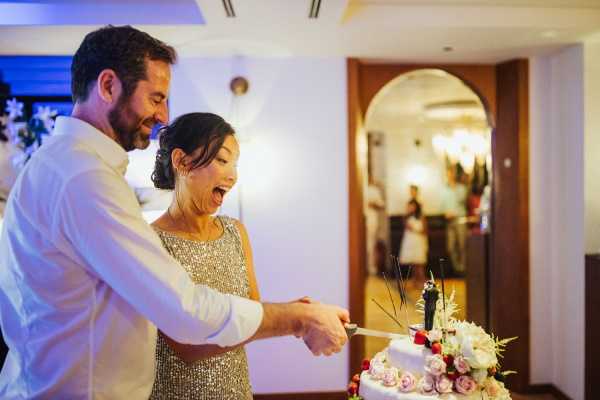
[169,57,349,393]
[585,37,600,254]
[530,46,585,399]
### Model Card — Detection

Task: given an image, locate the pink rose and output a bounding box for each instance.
[454,355,471,374]
[424,354,447,377]
[435,375,453,394]
[382,367,398,387]
[455,375,478,395]
[418,375,436,395]
[398,371,416,393]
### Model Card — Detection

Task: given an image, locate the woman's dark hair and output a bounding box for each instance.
[408,199,422,219]
[152,113,235,190]
[71,25,177,103]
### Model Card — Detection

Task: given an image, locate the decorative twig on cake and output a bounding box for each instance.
[390,255,411,334]
[371,298,403,329]
[381,271,397,318]
[439,258,448,340]
[391,256,407,310]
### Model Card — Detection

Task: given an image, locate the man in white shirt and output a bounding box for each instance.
[0,26,349,399]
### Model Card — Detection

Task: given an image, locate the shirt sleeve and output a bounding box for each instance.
[55,168,263,347]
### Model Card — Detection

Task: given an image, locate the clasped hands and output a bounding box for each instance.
[292,296,350,357]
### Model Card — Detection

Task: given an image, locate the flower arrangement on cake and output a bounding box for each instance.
[347,261,516,400]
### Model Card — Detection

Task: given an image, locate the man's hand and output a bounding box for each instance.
[252,301,350,355]
[298,303,350,356]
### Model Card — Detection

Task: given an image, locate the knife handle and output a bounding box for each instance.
[344,323,358,338]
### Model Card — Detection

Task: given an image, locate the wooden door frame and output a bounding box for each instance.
[347,59,530,392]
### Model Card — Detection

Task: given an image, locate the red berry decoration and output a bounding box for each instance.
[414,330,428,345]
[352,374,361,383]
[443,355,454,366]
[431,342,442,354]
[347,382,358,395]
[361,358,370,371]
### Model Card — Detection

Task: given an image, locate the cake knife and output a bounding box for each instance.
[344,323,407,340]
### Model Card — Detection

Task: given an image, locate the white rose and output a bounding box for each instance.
[461,336,496,369]
[398,372,417,393]
[418,374,436,395]
[455,321,498,369]
[424,354,447,377]
[471,369,488,385]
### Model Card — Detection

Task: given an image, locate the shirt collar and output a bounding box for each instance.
[53,116,129,175]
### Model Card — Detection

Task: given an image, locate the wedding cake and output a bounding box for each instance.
[348,279,515,400]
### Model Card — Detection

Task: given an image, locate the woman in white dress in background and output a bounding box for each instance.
[399,199,428,287]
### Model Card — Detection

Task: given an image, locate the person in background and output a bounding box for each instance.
[0,25,348,399]
[399,190,428,287]
[409,184,419,203]
[366,176,385,275]
[440,167,468,275]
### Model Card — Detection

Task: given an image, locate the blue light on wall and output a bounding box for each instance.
[0,56,72,97]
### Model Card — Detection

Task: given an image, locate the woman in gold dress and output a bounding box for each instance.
[149,113,259,399]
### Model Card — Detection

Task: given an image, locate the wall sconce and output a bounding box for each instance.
[223,75,250,221]
[230,76,249,96]
[228,76,250,141]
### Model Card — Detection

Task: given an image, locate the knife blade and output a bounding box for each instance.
[344,323,407,340]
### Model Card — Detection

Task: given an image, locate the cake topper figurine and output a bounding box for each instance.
[422,278,439,331]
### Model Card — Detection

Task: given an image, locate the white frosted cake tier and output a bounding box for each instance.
[386,337,431,375]
[359,371,482,400]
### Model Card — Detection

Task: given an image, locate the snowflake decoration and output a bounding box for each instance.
[33,106,58,132]
[5,98,24,120]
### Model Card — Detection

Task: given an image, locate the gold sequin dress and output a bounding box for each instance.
[150,216,253,400]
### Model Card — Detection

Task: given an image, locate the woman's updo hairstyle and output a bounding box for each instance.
[152,112,235,190]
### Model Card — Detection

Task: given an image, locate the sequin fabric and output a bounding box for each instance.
[150,216,253,400]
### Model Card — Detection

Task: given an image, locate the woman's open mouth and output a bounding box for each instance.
[212,186,229,206]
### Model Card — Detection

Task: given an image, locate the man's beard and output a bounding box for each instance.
[108,96,153,151]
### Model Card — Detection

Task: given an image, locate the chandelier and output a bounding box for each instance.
[425,99,490,174]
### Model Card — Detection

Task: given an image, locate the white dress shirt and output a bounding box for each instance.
[0,116,263,399]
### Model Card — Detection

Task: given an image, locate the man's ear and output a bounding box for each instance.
[96,69,122,104]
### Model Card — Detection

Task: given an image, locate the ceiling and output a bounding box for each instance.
[0,0,599,62]
[365,69,489,136]
[355,0,600,7]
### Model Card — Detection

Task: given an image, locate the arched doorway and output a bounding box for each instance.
[347,59,530,392]
[362,68,493,358]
